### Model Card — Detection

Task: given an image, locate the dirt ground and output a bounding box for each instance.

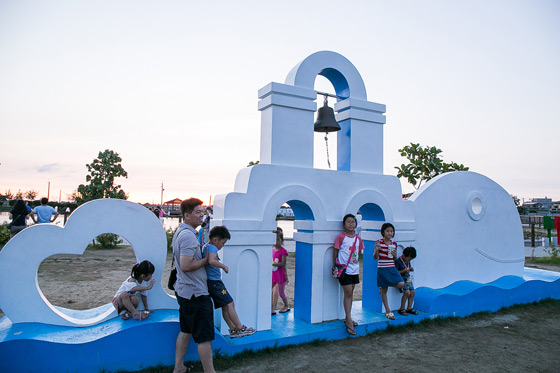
[1,247,559,372]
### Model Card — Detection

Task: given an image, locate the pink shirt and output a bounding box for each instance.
[272,246,289,283]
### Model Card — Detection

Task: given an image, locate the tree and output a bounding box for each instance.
[67,190,80,203]
[76,149,128,206]
[512,195,528,215]
[395,143,469,190]
[25,190,38,201]
[247,160,260,167]
[3,190,14,200]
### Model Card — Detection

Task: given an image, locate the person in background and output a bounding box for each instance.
[158,205,167,226]
[8,199,31,237]
[271,229,290,315]
[355,211,363,236]
[31,197,58,224]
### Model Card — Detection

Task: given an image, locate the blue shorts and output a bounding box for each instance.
[377,266,404,288]
[207,279,234,309]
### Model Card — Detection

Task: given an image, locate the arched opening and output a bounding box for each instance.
[360,203,386,223]
[271,199,315,323]
[356,203,387,312]
[313,75,338,171]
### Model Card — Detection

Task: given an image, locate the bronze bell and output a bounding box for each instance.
[314,97,340,133]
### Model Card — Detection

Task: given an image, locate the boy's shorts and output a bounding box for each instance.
[177,294,214,343]
[399,281,415,293]
[208,279,234,309]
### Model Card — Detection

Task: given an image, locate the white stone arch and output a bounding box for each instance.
[259,51,386,173]
[347,189,394,224]
[261,184,327,224]
[285,50,367,100]
[345,189,396,311]
[260,185,329,323]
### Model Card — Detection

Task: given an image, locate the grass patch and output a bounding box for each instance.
[526,256,560,266]
[125,299,560,372]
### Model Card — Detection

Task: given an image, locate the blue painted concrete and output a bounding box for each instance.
[1,268,559,373]
[294,241,313,323]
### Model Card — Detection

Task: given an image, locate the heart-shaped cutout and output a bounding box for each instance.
[37,240,137,311]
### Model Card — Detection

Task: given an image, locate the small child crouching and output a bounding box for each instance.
[112,260,155,321]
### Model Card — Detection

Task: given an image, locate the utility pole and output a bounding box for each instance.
[160,181,164,206]
[47,181,50,200]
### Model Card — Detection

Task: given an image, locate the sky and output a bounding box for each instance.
[1,0,559,205]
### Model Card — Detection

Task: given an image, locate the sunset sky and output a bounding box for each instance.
[1,1,559,205]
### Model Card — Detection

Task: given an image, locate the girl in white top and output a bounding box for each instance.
[333,214,364,336]
[112,260,155,321]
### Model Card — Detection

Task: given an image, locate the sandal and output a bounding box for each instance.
[385,312,395,320]
[406,308,419,315]
[345,325,357,336]
[398,309,409,316]
[352,320,358,326]
[120,312,132,320]
[279,307,291,313]
[133,311,150,321]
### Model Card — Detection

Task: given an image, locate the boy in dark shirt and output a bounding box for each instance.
[395,246,418,316]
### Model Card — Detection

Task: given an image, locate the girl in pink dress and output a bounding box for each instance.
[271,230,290,315]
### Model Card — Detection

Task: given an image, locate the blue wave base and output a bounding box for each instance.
[1,267,559,373]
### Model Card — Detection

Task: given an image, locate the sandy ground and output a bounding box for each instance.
[0,245,303,315]
[1,247,559,372]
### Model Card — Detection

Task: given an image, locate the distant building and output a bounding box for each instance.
[277,207,294,218]
[522,197,553,215]
[162,198,183,215]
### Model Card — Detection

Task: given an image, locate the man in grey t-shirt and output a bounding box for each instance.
[172,198,215,373]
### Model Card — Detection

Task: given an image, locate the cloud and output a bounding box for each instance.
[37,163,59,173]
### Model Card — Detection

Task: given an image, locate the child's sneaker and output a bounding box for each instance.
[229,325,256,338]
[229,328,242,338]
[237,325,256,337]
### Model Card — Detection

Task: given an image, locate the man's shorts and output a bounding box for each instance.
[338,273,360,286]
[176,294,214,343]
[207,279,234,309]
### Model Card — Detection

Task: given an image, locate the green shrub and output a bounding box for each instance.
[0,222,10,245]
[95,233,123,248]
[166,227,177,252]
